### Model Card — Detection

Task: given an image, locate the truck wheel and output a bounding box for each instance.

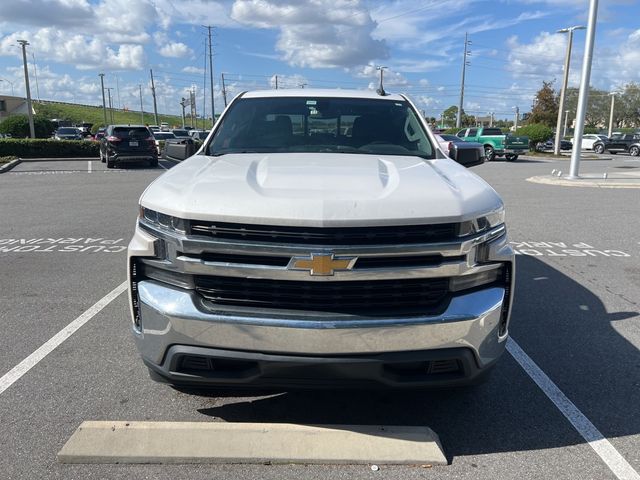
[594,144,605,154]
[484,145,495,161]
[505,154,518,162]
[630,146,639,156]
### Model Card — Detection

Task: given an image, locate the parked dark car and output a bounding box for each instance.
[536,137,572,152]
[99,125,158,168]
[436,134,485,167]
[54,127,83,140]
[593,133,640,155]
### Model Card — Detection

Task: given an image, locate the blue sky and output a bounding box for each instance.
[0,0,638,121]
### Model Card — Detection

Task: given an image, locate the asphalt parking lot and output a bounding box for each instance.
[1,154,639,479]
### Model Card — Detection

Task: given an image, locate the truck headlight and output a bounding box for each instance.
[139,206,187,234]
[458,208,505,237]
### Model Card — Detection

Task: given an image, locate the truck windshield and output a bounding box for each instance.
[207,96,434,158]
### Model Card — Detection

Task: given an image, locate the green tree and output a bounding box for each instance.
[564,87,611,128]
[618,82,640,128]
[529,81,559,127]
[0,115,54,138]
[516,123,553,150]
[442,105,458,126]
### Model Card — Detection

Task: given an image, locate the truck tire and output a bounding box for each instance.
[630,146,639,156]
[505,154,518,162]
[484,145,495,161]
[594,144,605,154]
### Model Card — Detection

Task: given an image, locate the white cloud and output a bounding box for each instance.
[183,66,205,74]
[0,29,146,70]
[159,42,193,58]
[231,0,388,68]
[269,74,308,89]
[354,63,408,90]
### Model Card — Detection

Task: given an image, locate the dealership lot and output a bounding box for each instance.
[1,155,639,479]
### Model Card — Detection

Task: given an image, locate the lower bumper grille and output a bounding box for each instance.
[194,275,451,315]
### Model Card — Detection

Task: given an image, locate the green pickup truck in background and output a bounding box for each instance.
[457,127,529,161]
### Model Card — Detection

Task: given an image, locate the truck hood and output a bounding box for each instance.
[141,153,503,227]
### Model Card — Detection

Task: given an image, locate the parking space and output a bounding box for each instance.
[1,156,639,479]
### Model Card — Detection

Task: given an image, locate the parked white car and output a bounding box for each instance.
[574,134,608,150]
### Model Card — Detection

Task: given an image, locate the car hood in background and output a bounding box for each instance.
[140,153,503,227]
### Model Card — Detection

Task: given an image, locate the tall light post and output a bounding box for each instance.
[563,110,570,138]
[376,65,387,95]
[456,32,471,128]
[139,84,144,125]
[554,26,585,155]
[607,92,618,138]
[17,39,35,138]
[0,78,15,96]
[513,106,519,132]
[568,0,599,179]
[98,73,107,125]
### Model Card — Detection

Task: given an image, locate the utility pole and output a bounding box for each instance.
[180,98,187,128]
[31,52,40,103]
[205,25,215,127]
[99,73,107,125]
[489,112,494,127]
[17,40,35,138]
[563,110,570,138]
[115,75,121,111]
[514,106,519,132]
[456,32,471,129]
[607,92,617,138]
[376,65,387,95]
[568,0,599,179]
[190,87,196,128]
[106,87,114,123]
[139,84,144,124]
[221,73,228,107]
[554,26,585,155]
[149,69,159,126]
[275,75,278,90]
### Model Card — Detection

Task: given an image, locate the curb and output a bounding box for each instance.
[58,421,447,466]
[0,158,22,173]
[527,175,640,189]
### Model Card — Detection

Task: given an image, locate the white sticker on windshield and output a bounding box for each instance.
[306,100,317,105]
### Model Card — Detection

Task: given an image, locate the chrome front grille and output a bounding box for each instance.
[138,220,507,316]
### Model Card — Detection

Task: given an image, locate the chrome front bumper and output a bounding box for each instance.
[134,280,508,370]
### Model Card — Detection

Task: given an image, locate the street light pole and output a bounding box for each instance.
[456,33,471,128]
[99,73,107,125]
[563,110,570,138]
[139,84,144,125]
[17,40,35,138]
[607,92,616,138]
[554,26,585,155]
[514,106,519,132]
[0,78,15,96]
[568,0,599,179]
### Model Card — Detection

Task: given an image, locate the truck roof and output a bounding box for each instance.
[241,88,407,102]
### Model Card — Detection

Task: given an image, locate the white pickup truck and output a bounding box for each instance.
[128,89,514,389]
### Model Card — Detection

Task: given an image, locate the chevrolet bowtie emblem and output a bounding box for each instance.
[288,253,357,276]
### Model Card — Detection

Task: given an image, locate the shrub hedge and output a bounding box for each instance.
[0,139,99,158]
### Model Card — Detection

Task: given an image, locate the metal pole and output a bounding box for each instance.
[31,52,40,103]
[568,0,599,179]
[139,84,144,124]
[221,73,228,107]
[206,25,215,127]
[275,75,278,90]
[607,93,615,138]
[115,75,121,110]
[106,87,114,123]
[554,29,575,154]
[456,32,470,128]
[180,98,186,128]
[514,106,519,132]
[17,40,35,138]
[490,112,494,127]
[563,110,569,138]
[150,69,159,126]
[99,73,107,125]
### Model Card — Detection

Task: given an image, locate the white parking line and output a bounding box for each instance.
[507,338,640,480]
[0,281,127,396]
[158,161,168,170]
[87,161,92,173]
